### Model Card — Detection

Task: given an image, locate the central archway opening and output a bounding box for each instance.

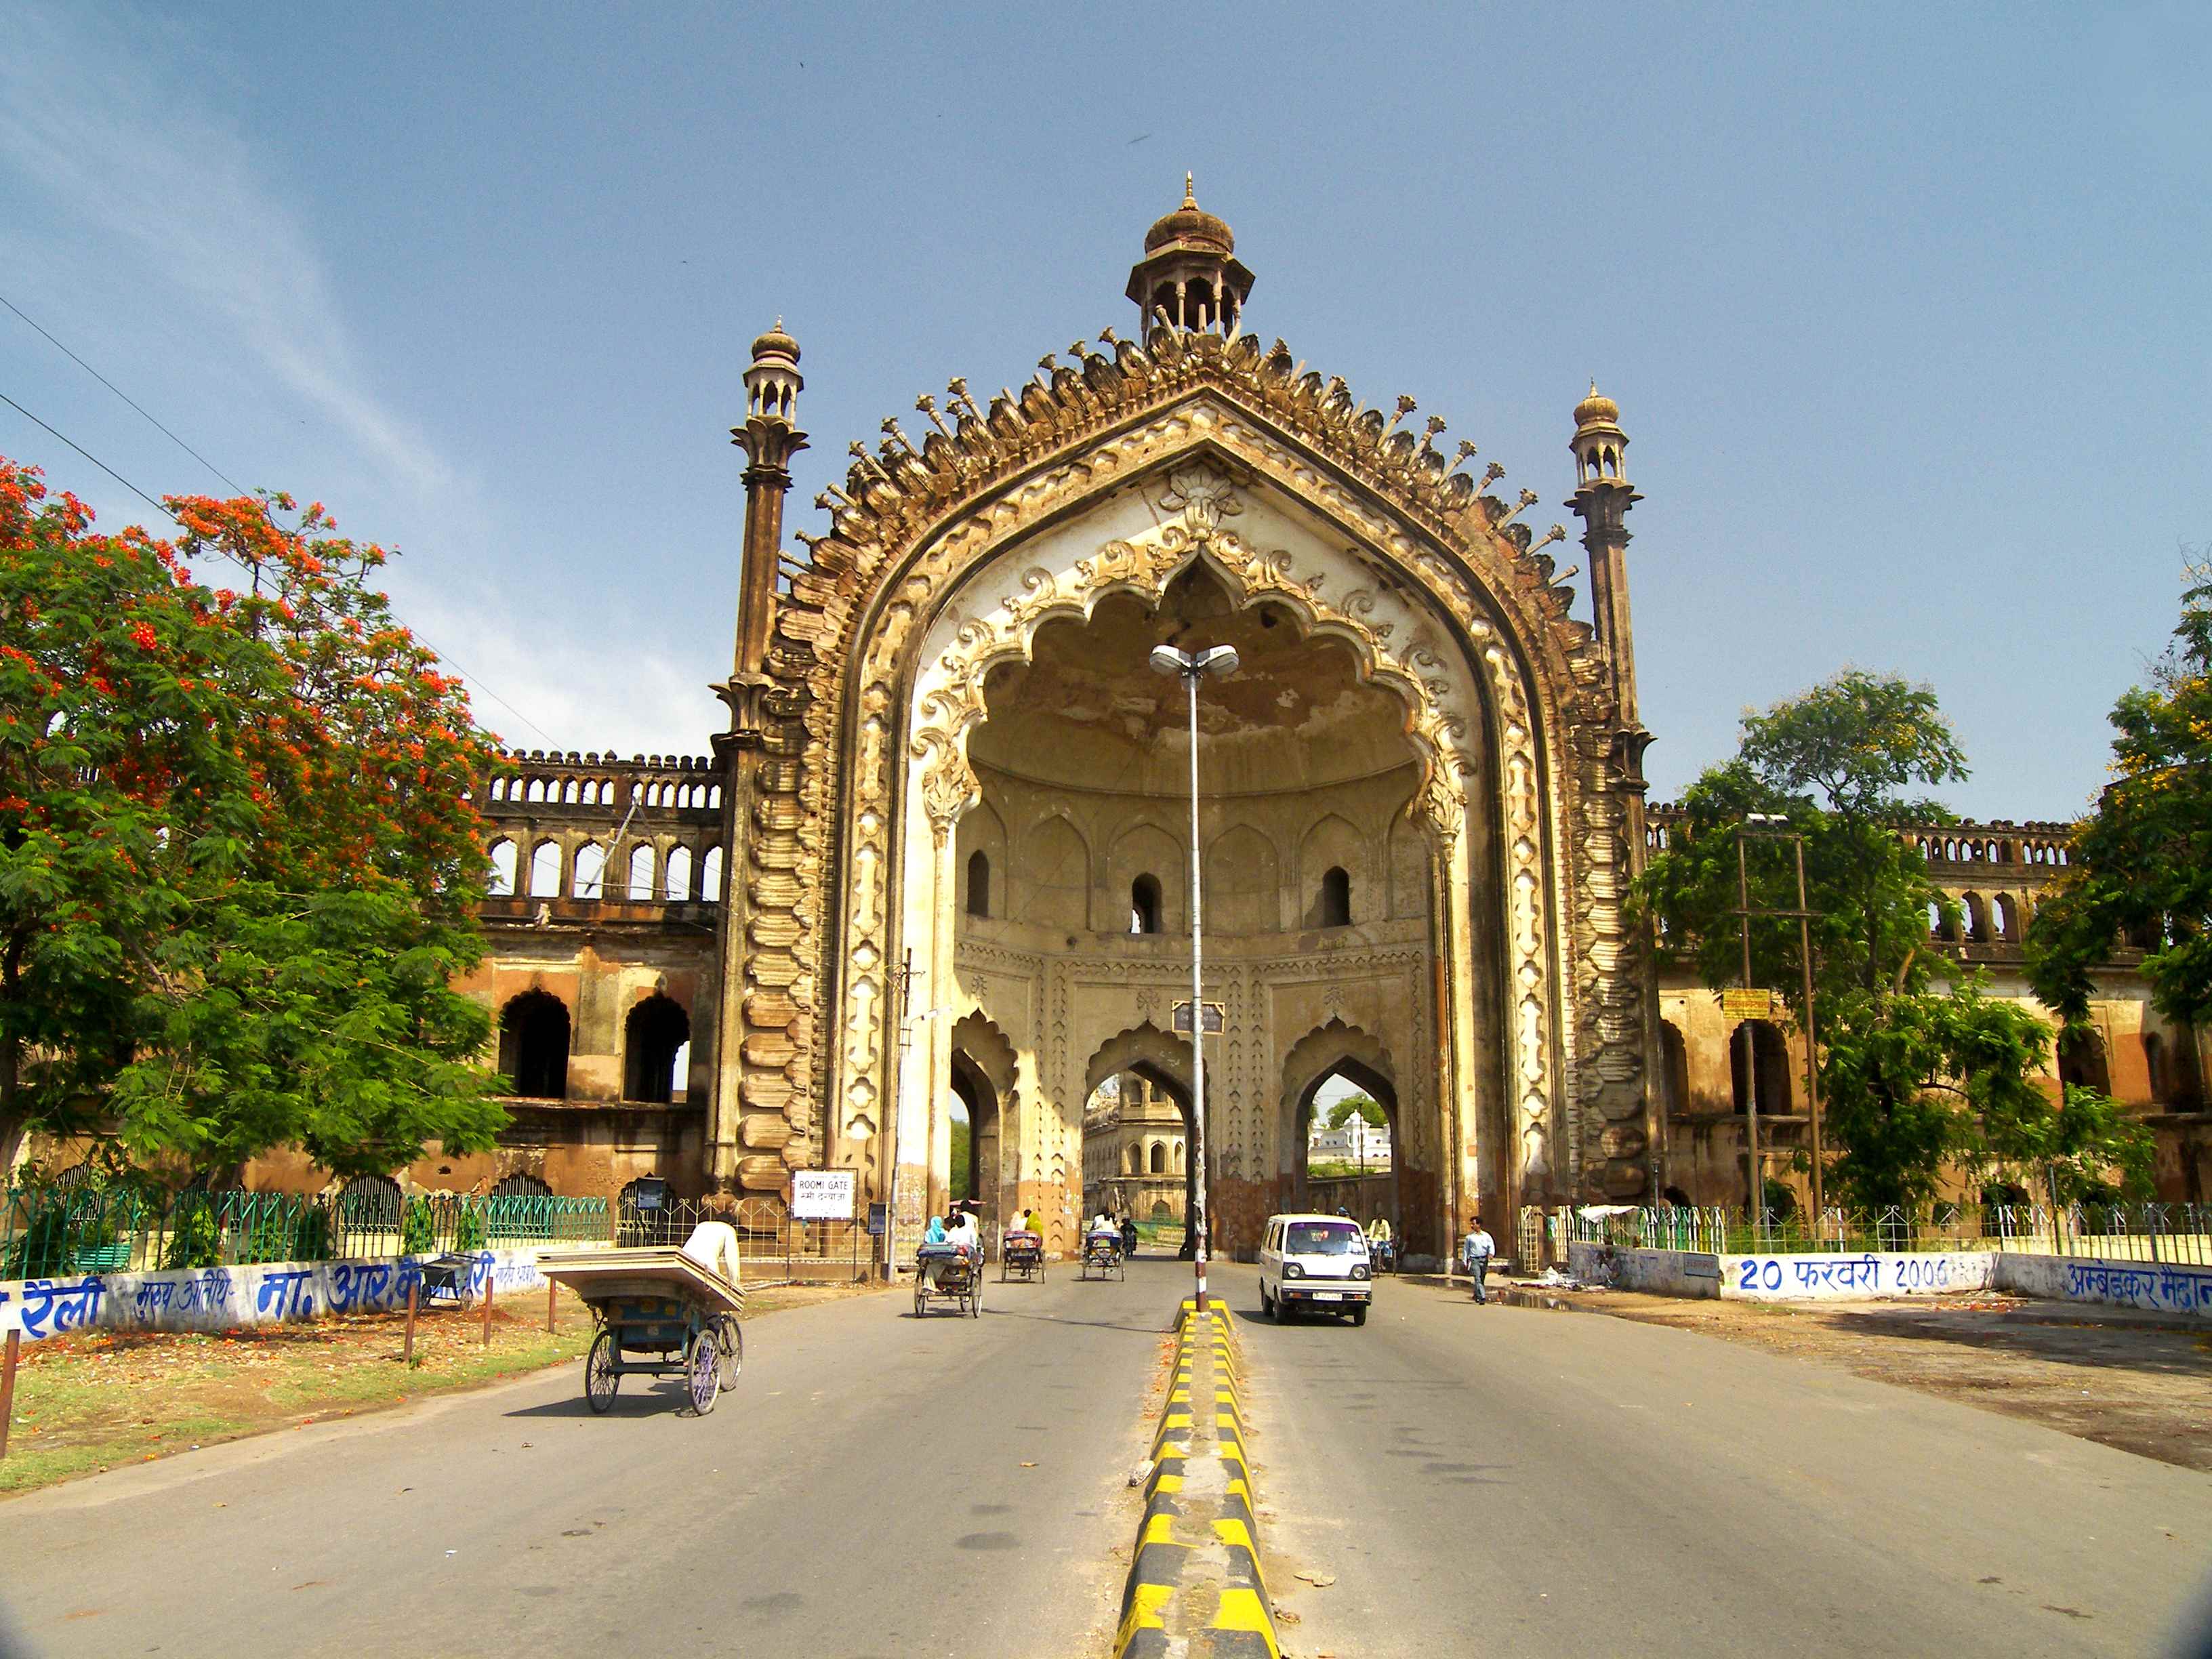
[1081,1065,1193,1255]
[944,552,1442,1259]
[1292,1058,1400,1237]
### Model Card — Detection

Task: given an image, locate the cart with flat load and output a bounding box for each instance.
[538,1227,745,1416]
[914,1244,983,1317]
[999,1229,1045,1283]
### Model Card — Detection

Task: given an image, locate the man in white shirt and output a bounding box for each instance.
[1461,1218,1496,1305]
[948,1211,980,1256]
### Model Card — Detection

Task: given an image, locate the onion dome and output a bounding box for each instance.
[1145,174,1234,255]
[1574,381,1620,430]
[751,317,800,363]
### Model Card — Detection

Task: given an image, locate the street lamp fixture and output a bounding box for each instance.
[1150,642,1239,1313]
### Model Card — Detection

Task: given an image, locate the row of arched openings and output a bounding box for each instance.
[1929,892,2022,943]
[496,989,692,1103]
[487,775,720,809]
[487,840,724,902]
[1123,1140,1185,1174]
[962,852,1354,930]
[1655,1018,1793,1117]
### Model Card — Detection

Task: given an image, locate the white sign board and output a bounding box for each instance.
[791,1169,857,1221]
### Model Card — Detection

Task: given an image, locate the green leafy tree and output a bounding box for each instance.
[0,457,508,1180]
[2028,561,2212,1037]
[1641,670,2146,1209]
[1326,1092,1387,1132]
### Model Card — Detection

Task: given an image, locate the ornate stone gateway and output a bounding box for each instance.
[707,190,1656,1261]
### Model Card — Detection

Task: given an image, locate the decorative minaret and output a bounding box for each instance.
[1124,174,1254,334]
[1570,384,1664,1202]
[1567,382,1643,726]
[720,319,808,745]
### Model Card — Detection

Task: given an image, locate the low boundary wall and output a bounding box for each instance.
[1993,1253,2212,1319]
[0,1247,567,1343]
[1567,1240,2212,1318]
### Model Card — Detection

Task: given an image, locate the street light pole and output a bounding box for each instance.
[1151,642,1240,1315]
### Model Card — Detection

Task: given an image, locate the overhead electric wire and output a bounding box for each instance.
[0,383,556,747]
[0,293,247,496]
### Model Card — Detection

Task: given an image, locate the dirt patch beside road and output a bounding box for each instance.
[0,1279,882,1496]
[1563,1290,2212,1473]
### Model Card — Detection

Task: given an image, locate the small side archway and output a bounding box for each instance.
[499,990,570,1099]
[623,993,691,1103]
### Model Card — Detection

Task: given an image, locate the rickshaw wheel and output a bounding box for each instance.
[689,1330,720,1415]
[585,1328,619,1414]
[970,1275,983,1317]
[914,1276,928,1317]
[714,1314,743,1389]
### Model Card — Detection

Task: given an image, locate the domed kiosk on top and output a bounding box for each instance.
[1126,174,1253,334]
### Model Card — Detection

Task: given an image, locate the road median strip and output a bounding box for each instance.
[1113,1299,1281,1659]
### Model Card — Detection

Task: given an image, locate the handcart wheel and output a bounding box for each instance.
[714,1313,743,1389]
[584,1328,619,1414]
[688,1330,720,1416]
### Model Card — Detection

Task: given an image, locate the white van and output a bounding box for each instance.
[1258,1212,1373,1325]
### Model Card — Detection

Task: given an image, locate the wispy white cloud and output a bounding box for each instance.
[0,3,453,503]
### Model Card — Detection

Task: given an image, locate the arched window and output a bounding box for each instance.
[1126,1143,1143,1174]
[1992,894,2015,941]
[1130,874,1162,935]
[1317,866,1352,927]
[966,850,991,918]
[623,994,691,1103]
[627,843,655,900]
[487,838,517,897]
[1730,1019,1792,1115]
[528,840,563,899]
[663,845,694,901]
[499,990,570,1099]
[1963,892,1989,943]
[1150,1141,1167,1174]
[701,846,725,901]
[2056,1027,2110,1095]
[1660,1019,1690,1115]
[571,842,605,899]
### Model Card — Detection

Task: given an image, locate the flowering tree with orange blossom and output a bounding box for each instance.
[0,456,507,1183]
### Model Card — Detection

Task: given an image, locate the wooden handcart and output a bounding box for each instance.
[538,1244,745,1416]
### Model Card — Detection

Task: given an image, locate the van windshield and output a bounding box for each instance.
[1286,1222,1364,1255]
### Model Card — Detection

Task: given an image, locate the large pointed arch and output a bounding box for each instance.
[716,327,1655,1255]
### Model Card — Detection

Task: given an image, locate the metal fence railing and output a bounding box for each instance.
[0,1187,610,1281]
[1567,1204,2212,1266]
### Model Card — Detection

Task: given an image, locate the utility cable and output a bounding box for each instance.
[1,293,247,495]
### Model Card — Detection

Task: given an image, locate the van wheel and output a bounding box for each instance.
[1350,1306,1368,1327]
[1271,1291,1288,1324]
[1259,1286,1273,1317]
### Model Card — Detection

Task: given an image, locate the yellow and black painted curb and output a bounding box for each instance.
[1112,1298,1281,1659]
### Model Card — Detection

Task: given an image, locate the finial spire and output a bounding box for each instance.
[1184,171,1197,207]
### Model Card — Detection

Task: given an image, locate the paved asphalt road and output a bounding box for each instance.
[0,1259,1179,1659]
[1240,1264,2212,1658]
[9,1260,2212,1658]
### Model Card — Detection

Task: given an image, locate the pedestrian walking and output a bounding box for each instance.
[1460,1216,1495,1305]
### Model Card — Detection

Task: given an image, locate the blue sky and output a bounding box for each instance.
[4,3,2206,821]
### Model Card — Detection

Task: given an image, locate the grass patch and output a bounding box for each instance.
[1,1279,880,1497]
